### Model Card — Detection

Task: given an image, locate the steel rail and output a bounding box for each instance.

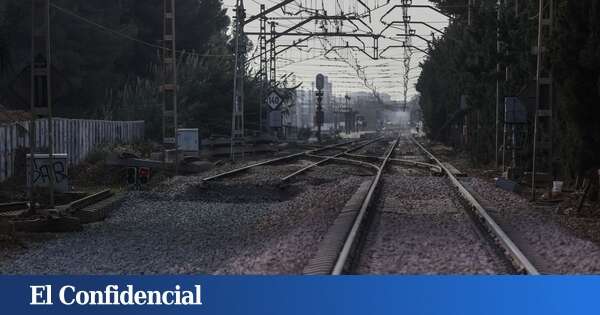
[344,153,442,172]
[332,136,400,275]
[410,137,540,275]
[202,139,369,182]
[280,137,384,182]
[304,154,380,173]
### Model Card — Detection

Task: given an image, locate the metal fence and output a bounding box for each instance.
[0,118,145,182]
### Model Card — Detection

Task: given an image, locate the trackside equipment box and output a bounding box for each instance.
[177,128,200,152]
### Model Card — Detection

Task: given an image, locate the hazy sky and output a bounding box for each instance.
[222,0,449,101]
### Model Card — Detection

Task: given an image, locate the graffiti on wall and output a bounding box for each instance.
[27,154,69,192]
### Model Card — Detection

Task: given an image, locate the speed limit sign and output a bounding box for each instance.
[266,90,283,110]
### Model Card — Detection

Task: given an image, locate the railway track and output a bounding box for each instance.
[302,135,399,274]
[303,133,539,275]
[0,134,535,275]
[410,137,539,274]
[202,137,380,182]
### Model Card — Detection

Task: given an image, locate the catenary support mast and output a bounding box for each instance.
[31,0,55,209]
[531,0,554,200]
[230,0,246,160]
[162,0,179,173]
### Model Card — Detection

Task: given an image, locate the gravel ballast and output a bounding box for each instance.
[355,175,510,274]
[463,177,600,274]
[420,136,600,274]
[0,159,367,275]
[5,136,596,275]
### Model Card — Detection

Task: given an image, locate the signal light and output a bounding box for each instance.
[138,167,151,185]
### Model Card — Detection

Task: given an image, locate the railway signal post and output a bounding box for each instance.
[315,74,325,143]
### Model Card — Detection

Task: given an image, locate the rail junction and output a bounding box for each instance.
[204,131,540,275]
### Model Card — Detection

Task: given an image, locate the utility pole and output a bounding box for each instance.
[269,21,277,85]
[468,0,473,26]
[258,4,267,133]
[230,0,246,161]
[401,0,413,112]
[31,0,54,210]
[495,0,503,169]
[531,0,554,200]
[161,0,178,173]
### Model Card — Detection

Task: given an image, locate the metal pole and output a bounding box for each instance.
[267,21,275,138]
[231,10,240,158]
[269,22,276,85]
[161,0,178,174]
[259,4,266,133]
[401,0,412,112]
[468,0,473,26]
[29,0,38,212]
[495,0,502,170]
[31,0,54,210]
[532,0,554,200]
[531,0,543,200]
[230,0,246,160]
[172,0,178,175]
[47,34,54,209]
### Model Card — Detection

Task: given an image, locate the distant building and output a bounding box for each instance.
[291,74,334,129]
[349,91,389,130]
[292,88,314,128]
[292,77,418,132]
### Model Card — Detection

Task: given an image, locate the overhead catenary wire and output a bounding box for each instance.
[230,0,450,101]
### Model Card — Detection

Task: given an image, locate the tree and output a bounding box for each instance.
[417,0,501,163]
[0,0,260,140]
[551,0,600,179]
[418,0,600,180]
